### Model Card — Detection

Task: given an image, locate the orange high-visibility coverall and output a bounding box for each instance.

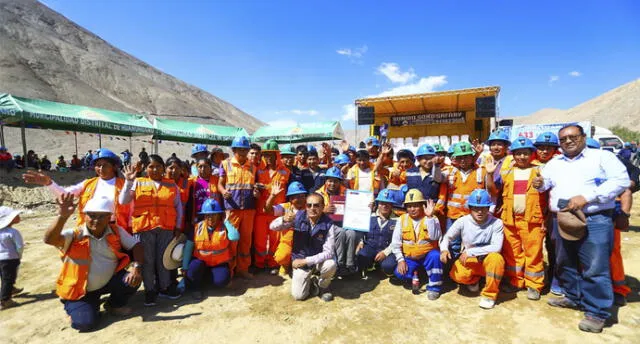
[500,166,547,291]
[254,158,290,269]
[450,253,505,300]
[611,228,631,296]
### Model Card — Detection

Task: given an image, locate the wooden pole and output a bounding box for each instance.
[98,133,102,149]
[129,136,132,152]
[0,124,5,147]
[21,120,27,159]
[74,131,78,157]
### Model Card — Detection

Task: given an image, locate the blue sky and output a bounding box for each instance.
[43,0,640,129]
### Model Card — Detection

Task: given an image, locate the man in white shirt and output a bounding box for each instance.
[533,124,630,333]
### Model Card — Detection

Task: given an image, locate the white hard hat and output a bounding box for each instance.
[84,197,114,213]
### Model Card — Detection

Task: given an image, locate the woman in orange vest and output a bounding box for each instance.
[486,137,547,301]
[120,155,184,306]
[22,148,131,230]
[44,194,143,332]
[184,198,237,299]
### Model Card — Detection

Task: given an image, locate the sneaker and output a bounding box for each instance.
[389,276,403,285]
[479,297,495,309]
[501,283,521,293]
[467,282,480,293]
[319,288,334,302]
[547,297,579,310]
[0,299,18,310]
[308,276,320,298]
[144,292,157,307]
[427,291,440,300]
[550,284,565,297]
[614,293,627,307]
[159,287,182,300]
[11,287,24,296]
[337,266,351,277]
[527,287,541,301]
[578,316,605,333]
[268,267,279,276]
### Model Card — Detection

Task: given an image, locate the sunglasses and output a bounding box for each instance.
[559,134,583,143]
[306,203,322,209]
[86,213,109,220]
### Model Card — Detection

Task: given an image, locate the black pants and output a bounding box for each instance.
[0,259,20,301]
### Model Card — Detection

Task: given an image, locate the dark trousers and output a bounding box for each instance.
[356,245,397,276]
[62,269,138,332]
[0,259,20,301]
[186,259,231,290]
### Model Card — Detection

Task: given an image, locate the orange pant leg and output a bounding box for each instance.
[521,220,545,291]
[481,252,505,300]
[450,257,483,286]
[503,218,525,288]
[610,228,631,296]
[274,229,293,267]
[266,218,280,268]
[253,214,270,268]
[229,209,255,273]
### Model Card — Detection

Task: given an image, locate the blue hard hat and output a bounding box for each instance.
[286,181,307,197]
[307,144,317,153]
[92,148,121,166]
[333,153,350,165]
[510,137,537,152]
[466,189,493,207]
[375,188,396,204]
[199,198,224,215]
[624,142,631,147]
[325,166,343,180]
[534,132,560,147]
[416,144,436,157]
[586,138,601,149]
[0,146,6,151]
[486,131,511,145]
[447,143,457,155]
[231,136,251,149]
[347,145,356,153]
[366,137,381,147]
[191,144,208,157]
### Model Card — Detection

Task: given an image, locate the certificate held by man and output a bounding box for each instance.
[343,190,373,232]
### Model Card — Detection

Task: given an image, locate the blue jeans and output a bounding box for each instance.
[62,269,139,332]
[555,213,614,320]
[394,250,443,292]
[186,259,231,289]
[356,245,397,276]
[446,218,462,258]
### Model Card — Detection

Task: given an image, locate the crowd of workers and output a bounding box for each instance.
[0,124,638,335]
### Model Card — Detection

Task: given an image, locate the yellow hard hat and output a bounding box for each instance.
[404,189,426,204]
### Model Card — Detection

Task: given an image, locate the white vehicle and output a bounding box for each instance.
[592,126,624,153]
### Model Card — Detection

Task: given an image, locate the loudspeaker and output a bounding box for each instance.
[498,119,513,127]
[357,106,375,125]
[476,96,496,118]
[475,119,483,131]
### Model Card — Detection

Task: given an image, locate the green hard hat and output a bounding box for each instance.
[433,143,446,153]
[262,139,279,152]
[279,143,296,156]
[452,142,475,157]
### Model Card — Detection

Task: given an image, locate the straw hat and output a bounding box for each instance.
[0,206,22,229]
[163,234,186,270]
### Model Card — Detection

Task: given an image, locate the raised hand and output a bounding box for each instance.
[271,180,283,196]
[123,163,138,181]
[22,170,52,186]
[381,143,392,155]
[484,156,498,174]
[56,193,76,217]
[424,199,435,217]
[340,140,350,152]
[472,138,484,154]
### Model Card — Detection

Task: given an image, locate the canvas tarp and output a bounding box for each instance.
[0,93,154,136]
[251,121,344,143]
[153,117,248,144]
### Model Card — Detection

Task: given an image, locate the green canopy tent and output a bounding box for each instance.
[251,121,344,143]
[152,118,249,145]
[0,93,154,157]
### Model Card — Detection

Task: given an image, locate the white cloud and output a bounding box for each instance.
[341,104,357,121]
[371,75,448,97]
[275,109,319,116]
[569,71,582,77]
[336,45,368,60]
[548,75,559,86]
[267,119,298,127]
[376,62,417,84]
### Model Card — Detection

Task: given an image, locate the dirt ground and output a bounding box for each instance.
[1,191,639,343]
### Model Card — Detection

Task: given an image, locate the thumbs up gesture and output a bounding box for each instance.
[532,169,544,189]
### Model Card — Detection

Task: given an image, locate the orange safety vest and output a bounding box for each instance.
[399,214,438,259]
[348,162,382,194]
[315,184,346,205]
[56,224,130,300]
[276,202,297,247]
[500,166,548,226]
[177,177,193,205]
[436,166,487,219]
[77,177,130,230]
[256,162,290,214]
[192,221,232,267]
[131,177,178,233]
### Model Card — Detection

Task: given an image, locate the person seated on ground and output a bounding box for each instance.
[0,146,15,172]
[440,189,505,310]
[13,155,24,169]
[55,155,67,171]
[70,155,82,171]
[269,181,309,275]
[391,189,442,300]
[355,189,398,278]
[0,206,24,310]
[44,194,143,332]
[26,150,38,169]
[290,193,336,302]
[40,155,51,171]
[183,199,237,299]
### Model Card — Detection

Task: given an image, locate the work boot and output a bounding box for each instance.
[159,286,182,300]
[144,291,157,307]
[578,316,605,333]
[308,276,320,298]
[478,297,495,309]
[614,293,627,307]
[527,287,541,301]
[467,282,480,293]
[547,297,579,310]
[11,287,24,296]
[427,291,440,301]
[319,288,334,302]
[104,303,133,316]
[500,283,521,293]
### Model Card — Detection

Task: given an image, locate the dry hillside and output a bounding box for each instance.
[514,78,640,130]
[0,0,263,158]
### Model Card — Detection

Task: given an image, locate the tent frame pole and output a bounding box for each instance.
[21,120,27,160]
[74,131,78,157]
[0,124,4,147]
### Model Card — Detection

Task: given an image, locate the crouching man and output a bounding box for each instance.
[440,189,505,310]
[44,194,143,332]
[290,193,337,302]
